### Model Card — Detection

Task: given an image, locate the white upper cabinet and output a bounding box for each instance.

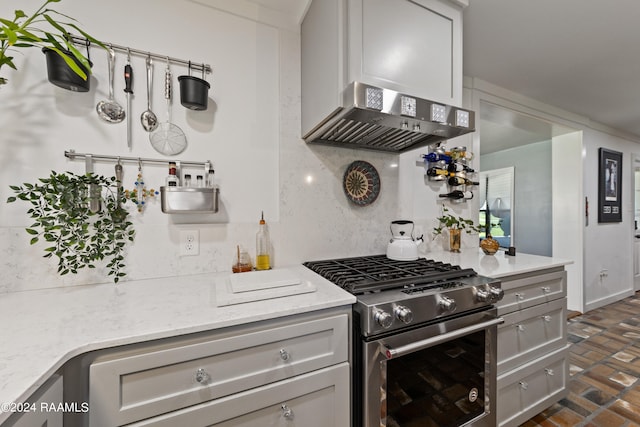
[301,0,465,136]
[349,0,463,103]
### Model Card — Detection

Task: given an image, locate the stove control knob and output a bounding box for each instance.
[475,287,491,303]
[439,296,457,312]
[394,305,414,324]
[489,286,505,302]
[374,310,393,329]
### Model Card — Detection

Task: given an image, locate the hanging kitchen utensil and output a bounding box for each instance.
[85,155,101,213]
[150,59,187,155]
[96,48,125,123]
[124,49,133,149]
[112,160,128,223]
[140,56,158,132]
[178,61,210,111]
[42,41,93,92]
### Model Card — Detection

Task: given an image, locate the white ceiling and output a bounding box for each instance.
[464,0,640,144]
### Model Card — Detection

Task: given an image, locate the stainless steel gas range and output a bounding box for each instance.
[304,255,504,427]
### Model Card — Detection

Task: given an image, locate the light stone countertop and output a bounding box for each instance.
[426,248,573,278]
[0,251,572,423]
[0,266,355,424]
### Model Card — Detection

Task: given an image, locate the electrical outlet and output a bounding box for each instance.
[179,230,199,256]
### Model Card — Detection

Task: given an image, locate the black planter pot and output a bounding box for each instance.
[42,48,92,92]
[178,75,210,111]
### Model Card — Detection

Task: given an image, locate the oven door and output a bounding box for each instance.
[360,308,503,427]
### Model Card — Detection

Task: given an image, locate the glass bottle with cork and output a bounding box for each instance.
[255,211,271,270]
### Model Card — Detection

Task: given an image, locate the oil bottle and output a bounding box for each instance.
[255,211,271,270]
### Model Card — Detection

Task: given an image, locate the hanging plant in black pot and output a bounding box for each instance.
[42,45,92,92]
[0,0,104,86]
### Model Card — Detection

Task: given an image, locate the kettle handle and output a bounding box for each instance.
[391,220,414,225]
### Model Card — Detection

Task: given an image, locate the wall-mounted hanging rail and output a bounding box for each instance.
[69,34,211,75]
[65,149,211,169]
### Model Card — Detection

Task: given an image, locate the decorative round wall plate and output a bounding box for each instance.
[343,160,381,206]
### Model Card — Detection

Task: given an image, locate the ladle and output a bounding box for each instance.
[96,48,125,123]
[140,56,158,132]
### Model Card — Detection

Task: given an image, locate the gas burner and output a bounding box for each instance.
[303,254,474,295]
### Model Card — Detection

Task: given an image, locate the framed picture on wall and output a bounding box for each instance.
[598,148,622,223]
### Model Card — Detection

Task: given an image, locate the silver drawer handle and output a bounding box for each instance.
[545,368,555,376]
[541,286,551,293]
[280,349,290,361]
[519,381,528,390]
[281,404,294,420]
[542,315,552,322]
[515,293,525,301]
[516,324,525,332]
[195,368,210,384]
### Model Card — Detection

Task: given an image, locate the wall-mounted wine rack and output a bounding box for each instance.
[422,144,478,203]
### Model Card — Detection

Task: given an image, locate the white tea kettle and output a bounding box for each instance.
[386,220,424,261]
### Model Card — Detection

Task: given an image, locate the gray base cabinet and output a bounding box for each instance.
[495,267,569,427]
[88,308,351,427]
[3,374,63,427]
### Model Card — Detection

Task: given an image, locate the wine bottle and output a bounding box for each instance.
[447,162,475,173]
[426,167,452,177]
[446,148,474,161]
[422,152,452,163]
[448,176,480,186]
[439,190,473,200]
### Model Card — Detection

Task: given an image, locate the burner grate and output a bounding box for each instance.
[303,255,476,294]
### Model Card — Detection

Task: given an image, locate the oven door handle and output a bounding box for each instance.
[382,317,505,360]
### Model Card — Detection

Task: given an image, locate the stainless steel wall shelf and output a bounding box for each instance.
[160,186,219,214]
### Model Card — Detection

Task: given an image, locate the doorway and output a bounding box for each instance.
[471,94,584,312]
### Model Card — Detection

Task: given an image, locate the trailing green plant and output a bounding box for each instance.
[0,0,105,85]
[433,205,482,238]
[6,171,135,283]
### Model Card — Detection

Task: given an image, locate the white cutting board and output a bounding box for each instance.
[215,269,316,307]
[229,269,302,293]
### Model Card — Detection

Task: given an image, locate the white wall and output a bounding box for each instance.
[582,130,635,311]
[481,140,553,256]
[0,0,402,292]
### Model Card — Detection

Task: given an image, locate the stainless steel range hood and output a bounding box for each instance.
[302,82,475,153]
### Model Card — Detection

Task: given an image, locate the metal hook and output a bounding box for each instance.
[138,157,143,170]
[127,48,131,63]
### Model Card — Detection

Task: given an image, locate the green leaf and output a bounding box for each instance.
[25,228,39,235]
[30,237,39,245]
[6,196,16,203]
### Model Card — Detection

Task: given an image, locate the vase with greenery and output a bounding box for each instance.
[0,0,104,86]
[433,205,482,252]
[7,171,135,283]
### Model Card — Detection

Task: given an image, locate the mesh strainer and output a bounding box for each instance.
[150,61,187,155]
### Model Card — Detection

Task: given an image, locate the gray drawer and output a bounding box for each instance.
[498,297,567,374]
[89,314,349,426]
[496,269,566,315]
[497,345,570,427]
[128,363,350,426]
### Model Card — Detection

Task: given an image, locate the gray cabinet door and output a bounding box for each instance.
[4,375,63,427]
